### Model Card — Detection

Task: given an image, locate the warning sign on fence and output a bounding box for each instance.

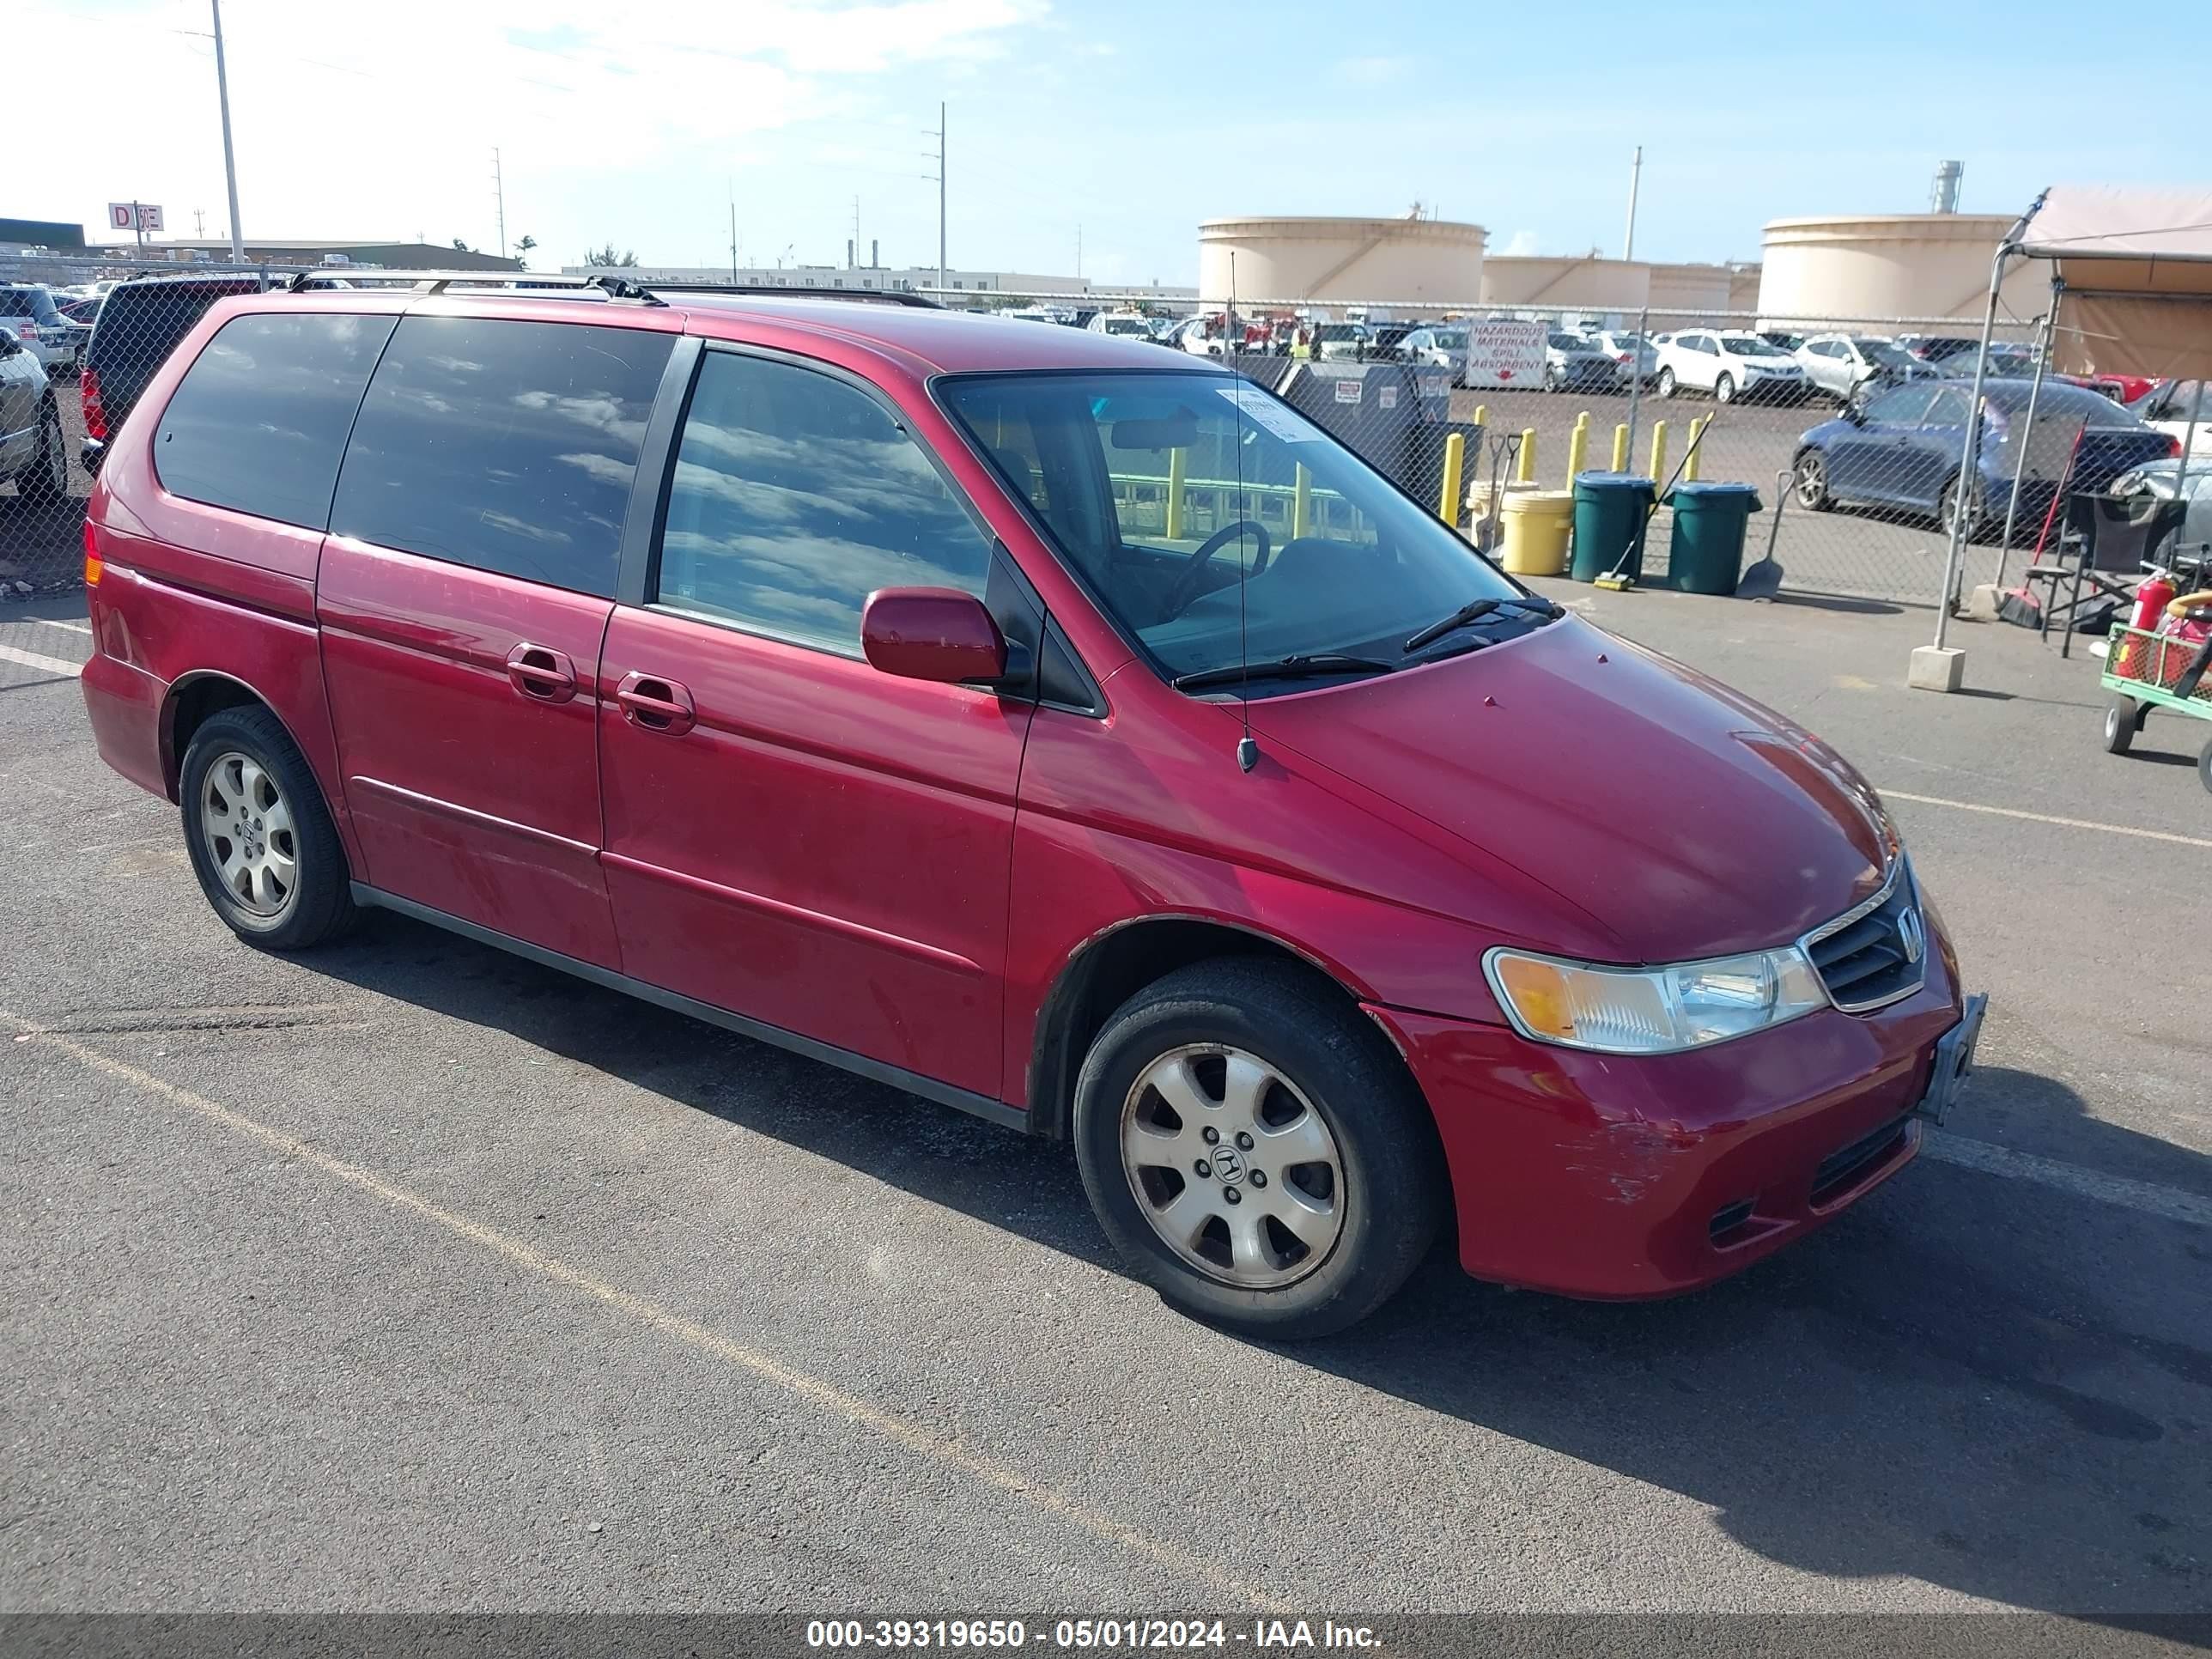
[1463,319,1546,388]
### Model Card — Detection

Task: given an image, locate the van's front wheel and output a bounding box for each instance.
[1073,960,1444,1339]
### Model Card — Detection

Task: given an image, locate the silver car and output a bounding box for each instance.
[0,284,78,378]
[1401,325,1468,379]
[0,325,68,504]
[1795,334,1933,403]
[1589,329,1657,387]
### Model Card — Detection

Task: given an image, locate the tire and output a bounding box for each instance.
[1072,958,1445,1340]
[2104,696,2136,755]
[18,399,68,505]
[1794,449,1832,511]
[1543,364,1561,393]
[1940,476,1986,542]
[1656,367,1677,399]
[2201,740,2212,798]
[1715,374,1735,405]
[179,705,356,950]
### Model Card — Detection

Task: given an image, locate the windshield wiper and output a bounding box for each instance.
[1170,653,1397,693]
[1401,595,1565,653]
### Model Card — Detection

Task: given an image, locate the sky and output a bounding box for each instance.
[16,0,2204,288]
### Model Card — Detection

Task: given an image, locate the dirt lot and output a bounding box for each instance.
[2,583,2205,1625]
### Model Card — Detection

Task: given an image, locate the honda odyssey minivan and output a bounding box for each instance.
[81,276,1981,1337]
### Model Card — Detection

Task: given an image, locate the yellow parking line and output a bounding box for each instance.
[3,1007,1291,1612]
[1881,789,2212,852]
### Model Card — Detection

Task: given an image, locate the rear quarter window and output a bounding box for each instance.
[331,316,674,598]
[153,312,398,530]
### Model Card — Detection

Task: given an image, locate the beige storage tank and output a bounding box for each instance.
[1478,256,1650,312]
[1646,262,1744,326]
[1197,216,1485,307]
[1759,214,2044,325]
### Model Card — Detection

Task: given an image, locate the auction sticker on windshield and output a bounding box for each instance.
[1218,386,1324,442]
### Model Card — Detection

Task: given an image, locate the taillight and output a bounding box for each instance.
[81,366,106,439]
[2171,434,2186,458]
[82,520,101,587]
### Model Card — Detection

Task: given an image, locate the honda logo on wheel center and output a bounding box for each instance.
[1209,1144,1247,1184]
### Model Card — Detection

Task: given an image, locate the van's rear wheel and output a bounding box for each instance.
[180,706,356,950]
[1073,959,1443,1339]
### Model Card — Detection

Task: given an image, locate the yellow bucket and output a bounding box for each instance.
[1498,489,1575,576]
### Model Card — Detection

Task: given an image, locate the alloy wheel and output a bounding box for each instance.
[42,408,67,494]
[1795,453,1828,508]
[1118,1043,1346,1290]
[198,750,299,918]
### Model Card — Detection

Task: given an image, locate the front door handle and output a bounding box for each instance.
[616,671,697,736]
[506,642,577,704]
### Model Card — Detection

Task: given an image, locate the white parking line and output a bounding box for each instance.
[1882,788,2212,852]
[1926,1133,2212,1229]
[0,641,83,679]
[27,617,91,635]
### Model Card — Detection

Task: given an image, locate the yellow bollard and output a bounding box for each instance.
[1684,417,1705,483]
[1610,423,1629,472]
[1565,420,1589,487]
[1294,462,1314,539]
[1648,420,1668,482]
[1165,448,1186,541]
[1437,434,1465,528]
[1473,404,1489,432]
[1516,428,1537,483]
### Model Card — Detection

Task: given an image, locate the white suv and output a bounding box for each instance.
[1654,329,1809,404]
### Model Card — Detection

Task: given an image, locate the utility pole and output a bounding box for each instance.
[851,197,861,270]
[1622,144,1643,262]
[728,179,738,284]
[491,148,507,260]
[935,102,947,295]
[1076,224,1083,280]
[193,208,206,239]
[211,0,245,263]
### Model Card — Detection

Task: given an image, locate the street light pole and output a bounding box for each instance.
[1622,145,1642,262]
[211,0,244,264]
[938,101,947,297]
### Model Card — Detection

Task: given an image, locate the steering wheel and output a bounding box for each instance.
[1164,520,1273,617]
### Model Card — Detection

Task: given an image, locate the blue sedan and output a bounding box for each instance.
[1791,380,2176,538]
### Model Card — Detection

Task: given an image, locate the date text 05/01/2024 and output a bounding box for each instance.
[804,1620,1382,1650]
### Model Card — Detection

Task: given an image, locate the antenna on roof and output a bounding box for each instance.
[1229,252,1258,775]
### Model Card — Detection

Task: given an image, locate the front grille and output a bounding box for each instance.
[1811,1114,1911,1205]
[1804,866,1926,1012]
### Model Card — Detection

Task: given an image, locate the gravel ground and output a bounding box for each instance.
[1,588,2206,1629]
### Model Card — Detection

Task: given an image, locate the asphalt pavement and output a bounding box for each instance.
[1,589,2206,1626]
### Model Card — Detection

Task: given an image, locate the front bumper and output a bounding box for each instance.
[1367,940,1971,1298]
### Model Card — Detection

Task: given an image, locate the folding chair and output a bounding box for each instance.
[2030,493,2188,659]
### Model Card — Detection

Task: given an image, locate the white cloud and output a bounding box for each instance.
[1500,229,1541,257]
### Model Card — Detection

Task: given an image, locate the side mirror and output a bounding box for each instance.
[861,586,1007,685]
[0,331,18,357]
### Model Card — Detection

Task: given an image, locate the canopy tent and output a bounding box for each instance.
[2018,187,2212,379]
[1925,187,2212,673]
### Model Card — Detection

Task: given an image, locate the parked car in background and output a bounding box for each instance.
[0,325,69,504]
[1364,322,1422,363]
[1792,380,2177,537]
[1894,336,1980,365]
[1589,328,1657,387]
[0,284,80,377]
[1171,315,1227,356]
[1937,343,2039,380]
[1543,330,1619,393]
[2064,372,2159,404]
[1795,334,1934,402]
[2110,458,2212,564]
[1313,321,1367,362]
[1401,325,1468,379]
[1655,329,1810,404]
[1087,310,1155,340]
[79,271,271,471]
[77,282,1974,1338]
[2130,380,2209,461]
[1759,331,1806,354]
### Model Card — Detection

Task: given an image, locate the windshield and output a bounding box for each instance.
[940,371,1524,688]
[1434,330,1466,348]
[1721,336,1781,357]
[1317,324,1361,341]
[1103,317,1150,335]
[1858,339,1915,368]
[1,287,64,324]
[1547,332,1588,350]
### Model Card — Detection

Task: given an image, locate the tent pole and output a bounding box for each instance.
[1933,244,2010,650]
[1993,283,2062,587]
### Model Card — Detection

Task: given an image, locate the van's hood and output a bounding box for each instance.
[1249,617,1889,963]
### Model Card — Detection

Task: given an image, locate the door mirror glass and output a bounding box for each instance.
[862,586,1007,684]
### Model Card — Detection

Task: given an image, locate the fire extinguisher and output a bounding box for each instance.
[2118,568,2177,680]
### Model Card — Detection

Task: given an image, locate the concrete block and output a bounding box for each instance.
[1908,646,1966,693]
[1965,583,2005,621]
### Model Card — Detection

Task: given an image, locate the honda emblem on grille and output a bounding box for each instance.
[1898,908,1924,965]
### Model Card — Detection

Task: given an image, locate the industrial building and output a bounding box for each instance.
[562,259,1194,300]
[80,239,525,272]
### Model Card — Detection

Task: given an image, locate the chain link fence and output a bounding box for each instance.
[8,258,2190,618]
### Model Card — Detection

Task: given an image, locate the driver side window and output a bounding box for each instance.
[1863,386,1936,425]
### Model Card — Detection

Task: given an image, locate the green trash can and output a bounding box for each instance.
[1570,471,1657,584]
[1661,481,1765,595]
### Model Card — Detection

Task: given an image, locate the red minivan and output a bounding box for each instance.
[81,278,1982,1337]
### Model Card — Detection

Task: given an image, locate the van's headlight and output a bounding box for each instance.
[1485,945,1829,1054]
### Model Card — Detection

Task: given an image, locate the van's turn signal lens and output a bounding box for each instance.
[82,520,100,587]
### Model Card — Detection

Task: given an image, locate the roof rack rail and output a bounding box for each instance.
[646,283,941,309]
[281,268,666,305]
